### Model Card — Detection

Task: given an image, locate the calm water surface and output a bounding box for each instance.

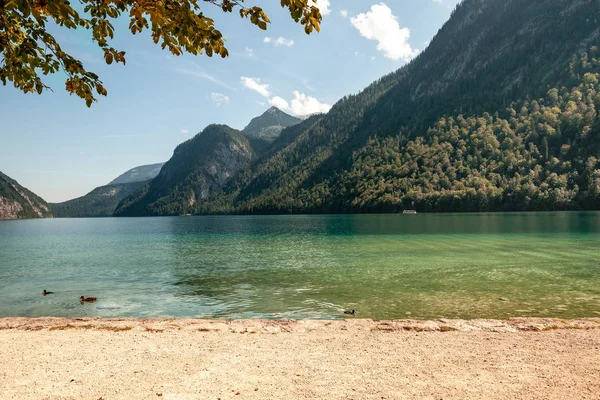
[0,213,599,320]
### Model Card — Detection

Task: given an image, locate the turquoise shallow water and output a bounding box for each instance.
[0,212,599,320]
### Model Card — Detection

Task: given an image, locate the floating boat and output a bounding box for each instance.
[402,210,417,214]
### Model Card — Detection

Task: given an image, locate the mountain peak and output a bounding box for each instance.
[243,107,302,140]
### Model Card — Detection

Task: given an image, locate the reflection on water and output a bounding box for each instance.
[0,212,599,319]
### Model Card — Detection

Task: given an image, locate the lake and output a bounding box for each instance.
[0,212,599,320]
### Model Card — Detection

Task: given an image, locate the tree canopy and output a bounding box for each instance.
[0,0,322,106]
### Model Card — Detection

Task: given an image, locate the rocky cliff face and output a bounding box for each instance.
[0,172,53,220]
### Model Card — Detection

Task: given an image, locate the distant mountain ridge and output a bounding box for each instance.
[51,107,303,218]
[51,180,150,218]
[0,172,52,220]
[51,162,164,218]
[109,163,164,185]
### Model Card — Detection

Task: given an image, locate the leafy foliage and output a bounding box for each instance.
[0,0,322,106]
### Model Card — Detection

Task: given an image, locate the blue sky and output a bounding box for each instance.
[0,0,461,202]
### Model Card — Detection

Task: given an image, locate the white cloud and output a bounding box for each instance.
[288,91,332,115]
[340,9,348,18]
[350,3,419,61]
[209,92,230,106]
[263,37,295,47]
[310,0,331,16]
[256,101,266,106]
[269,96,290,110]
[181,129,189,135]
[240,77,270,98]
[242,77,331,116]
[245,47,254,57]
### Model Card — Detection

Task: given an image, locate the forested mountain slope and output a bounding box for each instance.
[119,0,600,216]
[114,125,254,216]
[0,172,53,220]
[196,0,600,214]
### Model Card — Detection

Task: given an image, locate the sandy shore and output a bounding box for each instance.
[1,317,599,399]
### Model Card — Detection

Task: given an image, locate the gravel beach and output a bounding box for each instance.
[1,317,599,399]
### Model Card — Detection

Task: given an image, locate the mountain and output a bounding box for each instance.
[51,162,164,218]
[51,180,150,218]
[114,124,254,216]
[117,0,600,216]
[199,0,600,214]
[109,163,165,185]
[242,107,302,141]
[0,172,53,220]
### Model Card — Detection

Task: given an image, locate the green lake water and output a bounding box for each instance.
[0,212,599,320]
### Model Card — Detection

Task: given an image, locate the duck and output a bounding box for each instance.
[42,290,54,296]
[80,296,97,302]
[343,309,356,315]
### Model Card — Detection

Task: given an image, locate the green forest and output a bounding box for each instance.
[200,66,600,215]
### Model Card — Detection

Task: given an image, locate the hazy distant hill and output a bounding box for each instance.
[51,180,150,218]
[109,163,164,185]
[0,172,53,220]
[242,107,302,141]
[51,162,164,218]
